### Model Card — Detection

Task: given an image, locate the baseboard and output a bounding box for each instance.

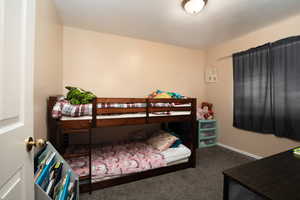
[217,143,263,160]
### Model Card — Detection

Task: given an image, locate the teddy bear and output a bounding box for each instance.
[197,102,214,120]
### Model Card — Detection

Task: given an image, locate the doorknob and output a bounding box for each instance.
[25,137,46,152]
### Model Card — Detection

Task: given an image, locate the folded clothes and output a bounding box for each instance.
[147,89,186,99]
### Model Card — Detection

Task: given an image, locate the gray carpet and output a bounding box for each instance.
[80,146,254,200]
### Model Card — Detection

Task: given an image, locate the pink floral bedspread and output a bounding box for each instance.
[66,142,166,181]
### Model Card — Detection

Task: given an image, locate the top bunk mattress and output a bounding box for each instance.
[52,97,192,119]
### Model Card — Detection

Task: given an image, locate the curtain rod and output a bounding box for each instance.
[217,54,232,61]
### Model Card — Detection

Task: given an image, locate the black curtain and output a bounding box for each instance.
[233,44,273,133]
[233,36,300,140]
[271,37,300,140]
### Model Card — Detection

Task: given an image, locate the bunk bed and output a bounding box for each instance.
[47,96,197,193]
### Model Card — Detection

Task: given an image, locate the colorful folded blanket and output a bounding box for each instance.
[147,89,186,99]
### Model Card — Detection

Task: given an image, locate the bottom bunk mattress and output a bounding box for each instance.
[160,144,191,163]
[66,142,191,183]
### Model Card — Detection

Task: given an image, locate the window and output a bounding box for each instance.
[233,36,300,140]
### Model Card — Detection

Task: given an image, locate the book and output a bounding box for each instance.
[70,180,78,200]
[46,179,55,194]
[59,170,71,200]
[49,170,55,181]
[67,181,74,200]
[36,152,56,186]
[68,182,74,194]
[53,179,63,200]
[54,173,67,200]
[34,151,52,181]
[49,162,64,198]
[41,162,57,190]
[34,144,47,172]
[69,193,74,200]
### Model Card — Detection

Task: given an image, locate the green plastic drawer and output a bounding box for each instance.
[198,120,216,129]
[199,129,217,139]
[199,138,217,148]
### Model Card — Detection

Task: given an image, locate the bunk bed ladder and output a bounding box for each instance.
[58,127,93,194]
[146,98,149,123]
[89,98,98,194]
[190,99,197,168]
[88,127,92,194]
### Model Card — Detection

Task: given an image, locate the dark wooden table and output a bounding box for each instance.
[223,149,300,200]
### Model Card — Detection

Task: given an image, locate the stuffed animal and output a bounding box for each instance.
[65,86,96,105]
[197,102,214,120]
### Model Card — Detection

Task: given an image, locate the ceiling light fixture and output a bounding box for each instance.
[182,0,207,15]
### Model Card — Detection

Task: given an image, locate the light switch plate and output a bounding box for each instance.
[205,68,218,83]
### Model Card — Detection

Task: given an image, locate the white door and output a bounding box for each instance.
[0,0,36,199]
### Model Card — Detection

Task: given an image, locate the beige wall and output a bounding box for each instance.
[62,26,206,144]
[62,27,206,100]
[205,14,300,157]
[34,0,63,139]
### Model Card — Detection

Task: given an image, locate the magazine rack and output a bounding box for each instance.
[34,142,79,200]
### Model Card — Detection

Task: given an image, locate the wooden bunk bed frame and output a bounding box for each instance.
[47,96,197,193]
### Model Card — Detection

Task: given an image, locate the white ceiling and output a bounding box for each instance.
[54,0,300,49]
